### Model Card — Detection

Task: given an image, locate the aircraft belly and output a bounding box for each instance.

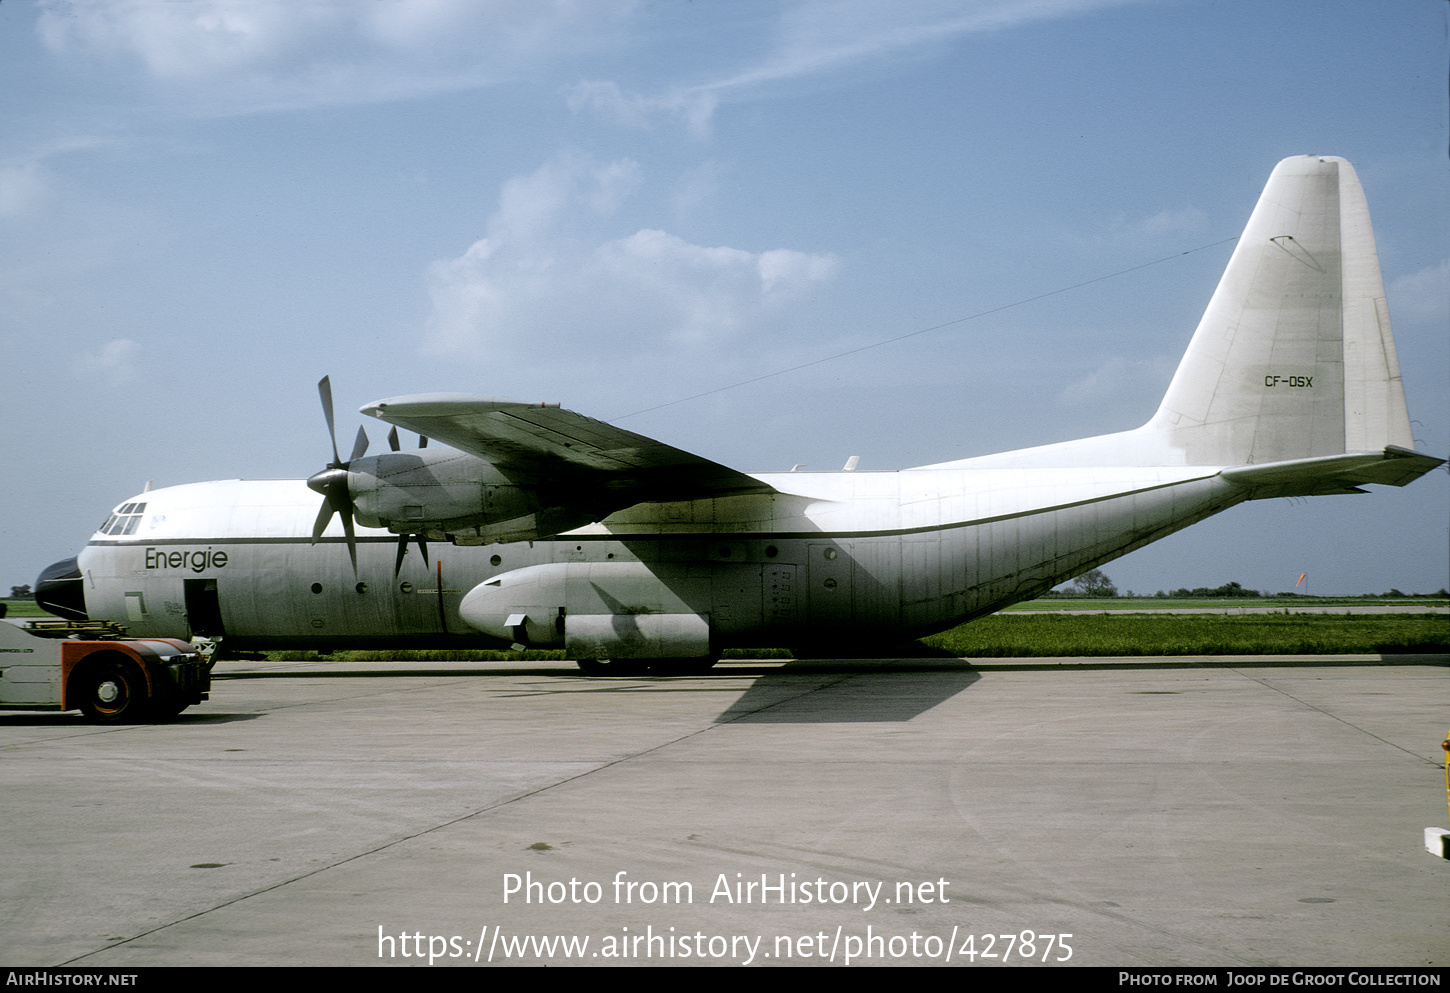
[803,537,902,636]
[929,475,1246,628]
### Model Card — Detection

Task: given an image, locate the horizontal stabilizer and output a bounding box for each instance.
[1220,446,1444,498]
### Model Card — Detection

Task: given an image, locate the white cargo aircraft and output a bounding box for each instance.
[34,156,1444,673]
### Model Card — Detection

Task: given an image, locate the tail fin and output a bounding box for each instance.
[928,155,1440,484]
[1149,155,1412,465]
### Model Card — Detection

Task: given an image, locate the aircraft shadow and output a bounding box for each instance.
[714,658,981,724]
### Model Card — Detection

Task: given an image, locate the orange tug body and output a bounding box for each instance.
[0,619,209,722]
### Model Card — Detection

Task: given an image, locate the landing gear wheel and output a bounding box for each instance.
[73,658,149,723]
[575,658,608,675]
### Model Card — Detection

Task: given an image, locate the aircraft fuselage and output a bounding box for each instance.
[64,463,1240,653]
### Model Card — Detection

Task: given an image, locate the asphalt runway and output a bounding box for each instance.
[2,655,1446,968]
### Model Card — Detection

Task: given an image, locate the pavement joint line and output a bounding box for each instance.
[60,670,857,965]
[674,836,1254,963]
[1226,667,1445,766]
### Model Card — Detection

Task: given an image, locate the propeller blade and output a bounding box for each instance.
[318,376,340,466]
[311,498,335,544]
[340,506,358,576]
[388,426,400,452]
[312,377,360,575]
[393,534,409,578]
[349,425,369,463]
[391,532,431,578]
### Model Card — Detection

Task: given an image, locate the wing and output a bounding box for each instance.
[360,393,774,500]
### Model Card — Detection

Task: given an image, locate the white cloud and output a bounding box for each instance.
[74,338,142,383]
[36,0,634,113]
[670,161,724,221]
[488,152,640,243]
[0,163,51,218]
[39,1,326,80]
[1057,353,1174,407]
[757,248,839,294]
[1387,260,1449,326]
[569,0,1136,134]
[423,155,837,361]
[1077,206,1208,246]
[34,1,1137,124]
[1135,207,1207,238]
[565,80,719,137]
[730,0,1126,90]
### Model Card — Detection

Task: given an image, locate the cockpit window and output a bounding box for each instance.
[101,502,147,536]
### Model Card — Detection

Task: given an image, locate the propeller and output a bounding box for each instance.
[307,376,367,575]
[308,376,433,579]
[387,425,428,450]
[385,425,431,576]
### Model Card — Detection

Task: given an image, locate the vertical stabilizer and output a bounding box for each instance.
[1149,155,1412,466]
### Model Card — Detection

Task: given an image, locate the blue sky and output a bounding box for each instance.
[2,0,1446,597]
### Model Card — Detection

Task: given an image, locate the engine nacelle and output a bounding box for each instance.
[345,449,608,542]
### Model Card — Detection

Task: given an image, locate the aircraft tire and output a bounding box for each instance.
[72,656,150,723]
[575,658,608,675]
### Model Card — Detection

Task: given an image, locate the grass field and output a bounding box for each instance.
[917,611,1447,658]
[256,612,1450,663]
[1001,596,1449,611]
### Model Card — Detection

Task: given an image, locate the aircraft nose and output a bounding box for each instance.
[34,556,88,621]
